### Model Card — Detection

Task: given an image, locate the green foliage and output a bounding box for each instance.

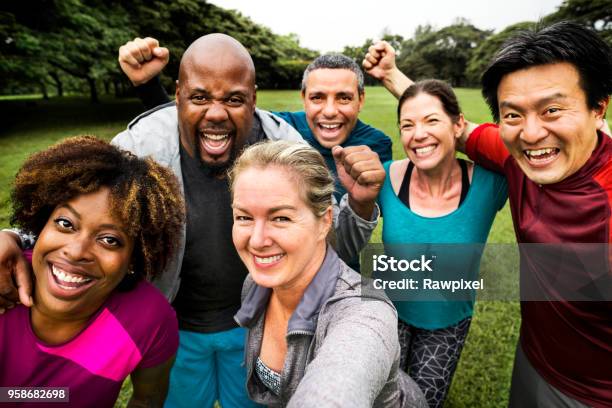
[0,0,318,98]
[466,22,536,85]
[543,0,612,44]
[397,20,491,87]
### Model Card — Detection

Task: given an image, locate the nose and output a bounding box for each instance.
[413,123,428,141]
[322,98,338,118]
[61,237,94,263]
[249,220,272,250]
[520,114,548,144]
[204,101,229,123]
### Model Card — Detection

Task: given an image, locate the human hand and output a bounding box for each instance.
[118,37,170,86]
[332,145,385,220]
[0,231,33,312]
[362,41,397,82]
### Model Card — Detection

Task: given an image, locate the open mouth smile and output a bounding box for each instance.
[252,253,285,267]
[199,131,233,156]
[413,144,438,157]
[523,147,560,167]
[47,262,97,298]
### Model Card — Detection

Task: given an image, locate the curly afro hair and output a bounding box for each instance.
[10,136,185,285]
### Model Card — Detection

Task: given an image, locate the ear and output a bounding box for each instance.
[454,113,466,139]
[175,80,180,106]
[358,90,365,112]
[593,97,609,131]
[318,205,333,242]
[252,84,258,109]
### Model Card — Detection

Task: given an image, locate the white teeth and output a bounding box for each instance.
[203,133,229,141]
[51,265,92,284]
[254,254,284,264]
[320,124,340,129]
[525,148,555,157]
[415,145,436,155]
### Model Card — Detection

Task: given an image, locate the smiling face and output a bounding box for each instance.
[32,188,134,319]
[302,68,364,148]
[497,62,607,184]
[176,53,256,171]
[232,166,331,290]
[399,92,464,170]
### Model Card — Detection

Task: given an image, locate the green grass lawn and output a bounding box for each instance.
[2,86,594,407]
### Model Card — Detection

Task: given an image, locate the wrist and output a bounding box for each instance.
[1,229,24,249]
[348,197,376,221]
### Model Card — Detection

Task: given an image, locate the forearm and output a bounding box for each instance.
[134,76,171,110]
[333,194,378,265]
[382,67,414,99]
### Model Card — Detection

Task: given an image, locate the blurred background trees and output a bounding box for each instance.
[1,0,610,100]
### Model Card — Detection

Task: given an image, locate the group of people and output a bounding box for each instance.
[0,19,610,408]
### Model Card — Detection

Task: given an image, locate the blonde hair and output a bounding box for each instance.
[229,140,334,217]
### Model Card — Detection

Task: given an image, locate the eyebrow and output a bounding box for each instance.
[500,92,568,112]
[191,88,249,98]
[56,204,126,233]
[232,205,297,213]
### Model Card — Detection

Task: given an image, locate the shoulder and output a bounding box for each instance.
[325,263,397,323]
[106,281,177,330]
[112,103,179,160]
[256,108,304,143]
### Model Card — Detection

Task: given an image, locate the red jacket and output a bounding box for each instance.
[467,124,612,407]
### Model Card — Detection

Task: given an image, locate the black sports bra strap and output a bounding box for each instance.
[459,159,470,205]
[398,161,414,209]
[396,160,471,210]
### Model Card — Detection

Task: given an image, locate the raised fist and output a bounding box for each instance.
[118,37,170,86]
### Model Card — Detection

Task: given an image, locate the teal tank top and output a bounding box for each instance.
[378,160,508,329]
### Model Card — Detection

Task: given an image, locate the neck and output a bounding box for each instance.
[30,304,91,345]
[413,155,461,197]
[270,244,327,318]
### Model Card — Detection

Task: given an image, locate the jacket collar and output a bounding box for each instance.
[234,245,341,333]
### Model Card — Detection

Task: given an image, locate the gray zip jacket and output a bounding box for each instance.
[111,103,379,301]
[234,247,427,408]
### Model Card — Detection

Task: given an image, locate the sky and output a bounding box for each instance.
[208,0,564,53]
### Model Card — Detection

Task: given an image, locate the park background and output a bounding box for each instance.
[1,1,610,407]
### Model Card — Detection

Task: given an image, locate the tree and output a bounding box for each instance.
[465,21,536,85]
[544,0,611,44]
[397,21,491,87]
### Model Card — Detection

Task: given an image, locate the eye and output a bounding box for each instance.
[227,96,244,107]
[234,215,252,222]
[503,112,521,121]
[545,107,561,115]
[310,95,322,102]
[54,217,74,231]
[192,95,208,104]
[339,95,352,103]
[272,216,291,222]
[428,118,439,124]
[99,235,123,248]
[400,123,413,130]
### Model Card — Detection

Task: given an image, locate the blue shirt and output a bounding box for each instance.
[274,111,393,201]
[378,160,508,329]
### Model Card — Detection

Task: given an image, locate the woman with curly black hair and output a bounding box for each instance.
[0,136,185,407]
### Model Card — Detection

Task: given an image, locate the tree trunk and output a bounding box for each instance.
[40,81,49,100]
[49,72,63,97]
[87,77,99,103]
[104,80,110,95]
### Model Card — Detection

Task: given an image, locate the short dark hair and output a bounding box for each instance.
[482,21,612,122]
[11,136,185,285]
[397,79,462,123]
[301,54,364,93]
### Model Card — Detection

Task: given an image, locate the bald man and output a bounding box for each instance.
[0,34,385,407]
